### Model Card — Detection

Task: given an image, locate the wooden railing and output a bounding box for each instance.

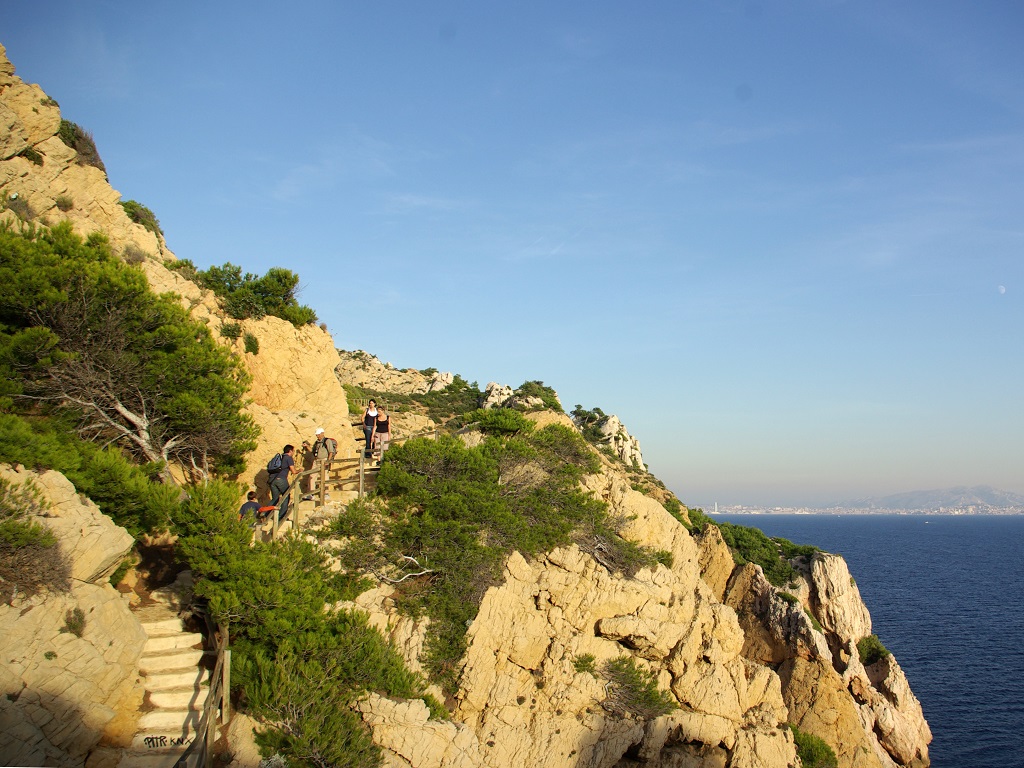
[261,429,440,540]
[176,613,230,768]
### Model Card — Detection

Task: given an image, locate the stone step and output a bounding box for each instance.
[118,749,191,768]
[138,708,200,732]
[140,617,185,636]
[143,667,209,692]
[148,686,209,710]
[129,730,196,752]
[144,631,203,654]
[139,648,205,675]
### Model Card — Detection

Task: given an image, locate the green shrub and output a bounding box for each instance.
[789,725,838,768]
[109,556,134,587]
[778,591,799,606]
[573,653,597,676]
[220,322,242,340]
[120,200,163,238]
[570,404,609,444]
[469,408,534,436]
[716,523,815,587]
[0,224,258,478]
[0,477,71,603]
[165,257,198,281]
[857,634,891,666]
[805,607,823,632]
[602,657,677,720]
[61,607,86,637]
[172,480,437,766]
[2,192,35,221]
[54,195,74,212]
[121,244,148,265]
[0,415,179,537]
[515,380,562,412]
[243,332,259,355]
[58,120,105,173]
[18,147,43,166]
[196,262,318,327]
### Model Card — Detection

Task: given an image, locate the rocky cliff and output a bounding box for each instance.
[0,466,144,768]
[0,43,930,768]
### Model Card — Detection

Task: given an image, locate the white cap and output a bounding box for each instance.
[315,427,325,435]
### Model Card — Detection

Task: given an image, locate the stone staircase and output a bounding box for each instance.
[119,579,209,768]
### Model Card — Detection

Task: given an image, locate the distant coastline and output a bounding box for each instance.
[713,506,1024,516]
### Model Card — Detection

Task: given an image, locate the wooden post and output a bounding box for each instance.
[359,454,365,498]
[272,503,279,539]
[319,462,327,507]
[222,648,231,723]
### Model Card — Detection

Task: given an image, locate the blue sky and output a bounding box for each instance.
[4,1,1022,507]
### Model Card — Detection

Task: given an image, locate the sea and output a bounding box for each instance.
[713,514,1024,768]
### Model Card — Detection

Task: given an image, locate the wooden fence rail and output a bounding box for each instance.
[176,616,230,768]
[262,429,439,540]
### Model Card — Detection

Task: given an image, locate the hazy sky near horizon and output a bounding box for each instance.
[4,1,1022,507]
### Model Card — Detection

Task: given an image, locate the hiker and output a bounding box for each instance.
[372,406,391,463]
[306,428,338,498]
[362,400,378,458]
[312,427,338,463]
[238,491,260,525]
[269,444,297,520]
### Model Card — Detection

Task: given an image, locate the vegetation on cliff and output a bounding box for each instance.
[0,222,258,480]
[171,480,440,767]
[330,416,670,694]
[0,476,71,603]
[167,258,318,327]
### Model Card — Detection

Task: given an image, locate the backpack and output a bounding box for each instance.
[314,437,338,461]
[266,453,284,473]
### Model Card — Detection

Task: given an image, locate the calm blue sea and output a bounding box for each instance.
[714,514,1024,768]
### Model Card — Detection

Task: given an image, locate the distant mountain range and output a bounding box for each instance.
[842,485,1024,510]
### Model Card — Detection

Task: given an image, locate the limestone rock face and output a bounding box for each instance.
[780,657,885,768]
[480,382,515,409]
[452,544,793,768]
[596,414,644,469]
[810,553,872,643]
[0,467,146,768]
[0,45,165,259]
[695,524,735,601]
[0,467,135,584]
[724,545,931,768]
[358,695,485,768]
[336,350,453,394]
[480,382,559,411]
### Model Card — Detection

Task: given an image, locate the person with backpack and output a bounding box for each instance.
[268,444,297,520]
[312,427,338,463]
[306,428,338,499]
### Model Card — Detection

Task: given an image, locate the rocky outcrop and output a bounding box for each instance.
[0,466,146,768]
[480,382,561,412]
[336,350,453,394]
[595,414,644,469]
[0,45,165,261]
[719,547,931,768]
[345,465,798,768]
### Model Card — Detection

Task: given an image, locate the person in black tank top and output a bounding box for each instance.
[373,406,391,462]
[362,400,377,458]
